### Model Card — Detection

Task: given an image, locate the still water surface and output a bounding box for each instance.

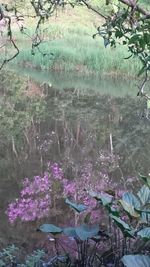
[0,68,150,253]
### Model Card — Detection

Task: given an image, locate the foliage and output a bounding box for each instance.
[20,250,45,267]
[0,245,19,267]
[14,25,141,76]
[7,154,120,223]
[0,70,47,171]
[37,179,150,266]
[122,255,150,267]
[0,71,45,139]
[0,1,150,87]
[7,166,150,266]
[0,246,45,267]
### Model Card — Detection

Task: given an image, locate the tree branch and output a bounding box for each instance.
[137,70,148,96]
[119,0,150,19]
[81,0,107,19]
[0,11,20,69]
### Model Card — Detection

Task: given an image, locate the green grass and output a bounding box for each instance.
[15,28,141,77]
[11,5,142,77]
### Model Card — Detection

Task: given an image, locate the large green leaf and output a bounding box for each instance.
[89,190,112,206]
[122,255,150,267]
[137,185,150,206]
[63,227,77,238]
[63,224,100,241]
[65,198,87,213]
[119,199,140,218]
[110,214,134,237]
[38,224,63,234]
[122,192,140,209]
[75,224,99,241]
[137,227,150,241]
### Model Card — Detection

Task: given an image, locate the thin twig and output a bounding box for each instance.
[81,0,107,19]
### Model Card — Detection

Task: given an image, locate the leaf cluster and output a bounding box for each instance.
[37,176,150,266]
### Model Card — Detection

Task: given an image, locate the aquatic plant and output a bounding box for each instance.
[37,177,150,266]
[7,154,119,224]
[6,162,64,223]
[6,160,150,266]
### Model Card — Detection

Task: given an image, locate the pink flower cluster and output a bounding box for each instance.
[48,162,64,180]
[7,162,67,224]
[7,173,51,223]
[7,158,117,224]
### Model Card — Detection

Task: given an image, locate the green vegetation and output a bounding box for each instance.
[12,6,142,76]
[1,0,150,78]
[12,13,140,77]
[4,176,150,266]
[10,0,149,77]
[38,179,150,267]
[15,25,141,76]
[1,1,150,265]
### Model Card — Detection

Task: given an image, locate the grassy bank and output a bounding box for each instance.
[11,5,142,77]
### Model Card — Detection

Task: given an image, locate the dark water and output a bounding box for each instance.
[0,68,150,254]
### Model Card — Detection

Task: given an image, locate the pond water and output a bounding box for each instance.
[0,68,150,255]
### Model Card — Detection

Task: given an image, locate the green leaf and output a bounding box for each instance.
[38,224,63,234]
[137,185,150,206]
[89,190,112,206]
[65,198,87,213]
[119,200,140,218]
[110,214,131,230]
[129,33,141,44]
[137,227,150,241]
[115,30,123,38]
[139,174,150,187]
[122,192,140,209]
[108,205,120,217]
[75,224,99,241]
[110,214,134,237]
[63,224,100,241]
[63,227,77,238]
[122,255,150,267]
[141,211,150,223]
[144,33,150,44]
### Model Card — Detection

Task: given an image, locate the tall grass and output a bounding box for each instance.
[15,27,141,77]
[12,6,142,77]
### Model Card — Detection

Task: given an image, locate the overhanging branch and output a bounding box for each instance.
[81,0,107,19]
[120,0,150,19]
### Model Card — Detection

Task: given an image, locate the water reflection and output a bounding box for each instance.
[12,66,138,96]
[0,70,150,253]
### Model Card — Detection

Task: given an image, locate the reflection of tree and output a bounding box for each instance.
[1,77,150,188]
[0,72,46,179]
[114,97,150,176]
[2,78,150,252]
[37,88,150,184]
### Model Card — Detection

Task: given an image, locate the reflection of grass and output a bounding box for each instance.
[13,6,142,76]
